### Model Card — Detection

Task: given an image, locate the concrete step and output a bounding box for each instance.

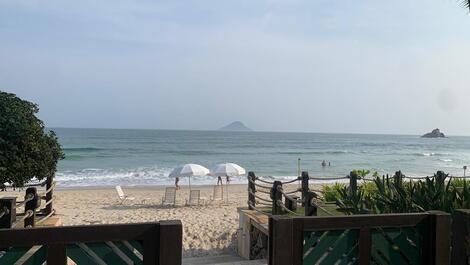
[182,255,267,265]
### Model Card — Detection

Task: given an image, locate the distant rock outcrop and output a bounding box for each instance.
[421,128,446,138]
[218,121,252,132]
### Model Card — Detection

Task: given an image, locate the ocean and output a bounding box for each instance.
[53,128,470,187]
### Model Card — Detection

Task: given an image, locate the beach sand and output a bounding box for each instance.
[3,183,320,258]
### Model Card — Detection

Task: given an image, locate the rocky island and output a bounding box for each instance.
[421,128,446,138]
[218,121,252,131]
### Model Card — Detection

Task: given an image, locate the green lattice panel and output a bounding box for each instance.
[303,229,359,265]
[371,227,423,265]
[0,240,144,265]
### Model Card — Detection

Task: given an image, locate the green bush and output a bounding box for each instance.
[330,170,470,215]
[323,183,346,202]
[0,91,64,186]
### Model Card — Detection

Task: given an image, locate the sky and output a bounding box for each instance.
[1,0,470,135]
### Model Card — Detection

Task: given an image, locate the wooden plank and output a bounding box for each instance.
[291,218,303,265]
[422,211,451,265]
[159,220,182,265]
[292,213,428,230]
[432,211,451,265]
[270,217,293,265]
[143,226,158,265]
[451,209,470,265]
[358,227,371,265]
[47,244,67,265]
[0,222,158,248]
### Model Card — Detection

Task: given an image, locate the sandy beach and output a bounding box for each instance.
[4,184,252,257]
[3,183,324,258]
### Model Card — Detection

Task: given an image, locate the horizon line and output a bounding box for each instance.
[45,126,469,137]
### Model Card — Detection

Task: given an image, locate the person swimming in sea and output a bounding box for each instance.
[321,160,327,167]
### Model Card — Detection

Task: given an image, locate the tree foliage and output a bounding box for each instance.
[0,91,64,187]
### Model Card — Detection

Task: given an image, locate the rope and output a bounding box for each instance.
[283,189,301,194]
[254,182,273,190]
[15,193,34,209]
[39,181,56,197]
[255,189,271,195]
[276,200,301,216]
[255,177,275,185]
[279,178,300,184]
[0,206,9,219]
[248,202,272,216]
[42,196,56,208]
[361,178,376,182]
[249,190,273,203]
[309,176,349,181]
[310,200,334,216]
[12,210,34,227]
[36,209,55,225]
[256,201,272,207]
[248,177,273,190]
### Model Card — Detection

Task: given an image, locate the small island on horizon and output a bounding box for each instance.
[218,121,253,132]
[421,128,446,138]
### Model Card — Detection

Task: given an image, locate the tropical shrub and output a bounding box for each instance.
[323,183,346,202]
[331,170,470,215]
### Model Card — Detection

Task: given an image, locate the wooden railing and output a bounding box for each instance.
[0,176,56,228]
[269,211,451,265]
[452,209,470,265]
[0,220,182,265]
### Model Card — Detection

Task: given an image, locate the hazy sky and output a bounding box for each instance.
[1,1,470,135]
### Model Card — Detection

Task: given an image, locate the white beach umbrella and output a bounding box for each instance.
[169,164,210,190]
[210,163,246,177]
[210,163,246,203]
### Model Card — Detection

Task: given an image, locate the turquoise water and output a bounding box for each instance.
[53,128,470,187]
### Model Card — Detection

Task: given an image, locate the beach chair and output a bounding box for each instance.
[210,185,224,204]
[186,190,206,206]
[162,187,177,206]
[115,186,135,204]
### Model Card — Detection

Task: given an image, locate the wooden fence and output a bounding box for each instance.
[0,176,56,228]
[452,209,470,265]
[0,220,182,265]
[269,211,451,265]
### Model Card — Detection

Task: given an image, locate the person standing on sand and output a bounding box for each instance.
[175,176,180,190]
[217,176,222,185]
[226,175,230,184]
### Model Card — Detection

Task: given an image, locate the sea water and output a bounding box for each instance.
[52,128,470,187]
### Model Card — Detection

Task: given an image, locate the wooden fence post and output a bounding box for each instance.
[285,195,298,212]
[394,171,403,188]
[269,216,293,265]
[271,181,283,215]
[349,171,358,196]
[0,197,16,229]
[301,171,309,207]
[45,175,54,215]
[248,172,256,210]
[451,209,470,265]
[304,192,317,216]
[24,187,39,228]
[159,220,183,265]
[423,211,451,265]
